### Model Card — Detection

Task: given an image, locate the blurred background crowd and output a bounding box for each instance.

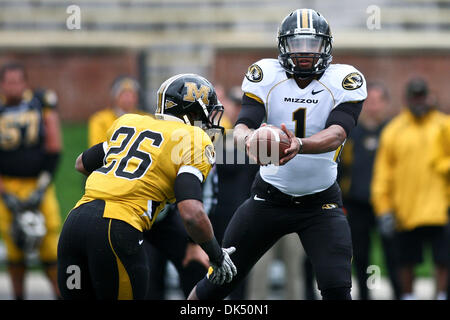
[0,0,448,300]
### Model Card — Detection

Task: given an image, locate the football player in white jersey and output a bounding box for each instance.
[189,9,367,300]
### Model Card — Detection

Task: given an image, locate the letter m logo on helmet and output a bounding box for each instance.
[154,73,225,141]
[183,82,211,105]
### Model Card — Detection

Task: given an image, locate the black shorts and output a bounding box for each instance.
[397,225,449,266]
[57,200,149,299]
[196,173,353,300]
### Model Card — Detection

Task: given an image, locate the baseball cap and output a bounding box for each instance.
[406,77,428,97]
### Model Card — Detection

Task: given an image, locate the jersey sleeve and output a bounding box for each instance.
[329,65,367,108]
[430,118,450,175]
[241,59,281,106]
[370,123,397,216]
[177,126,215,183]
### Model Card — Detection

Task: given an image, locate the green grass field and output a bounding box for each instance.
[52,123,435,278]
[369,230,433,278]
[54,123,88,220]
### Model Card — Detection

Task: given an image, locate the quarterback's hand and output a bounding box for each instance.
[23,188,46,210]
[377,213,396,238]
[207,247,237,286]
[279,123,301,165]
[1,193,24,214]
[244,131,255,159]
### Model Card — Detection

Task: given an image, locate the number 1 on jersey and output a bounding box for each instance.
[292,108,306,138]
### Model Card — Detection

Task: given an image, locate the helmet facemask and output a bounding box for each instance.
[278,33,332,79]
[190,98,224,143]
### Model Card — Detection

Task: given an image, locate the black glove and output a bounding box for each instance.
[1,193,25,214]
[377,213,396,238]
[23,188,46,211]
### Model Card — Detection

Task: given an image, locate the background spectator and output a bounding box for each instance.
[371,77,449,300]
[0,62,62,299]
[338,82,401,299]
[430,116,450,300]
[209,85,259,299]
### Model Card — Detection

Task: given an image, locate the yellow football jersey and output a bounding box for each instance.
[75,113,215,231]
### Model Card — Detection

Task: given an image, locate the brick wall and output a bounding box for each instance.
[1,49,448,123]
[0,50,139,122]
[213,49,450,115]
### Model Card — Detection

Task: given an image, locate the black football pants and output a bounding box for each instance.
[57,200,149,299]
[196,174,353,300]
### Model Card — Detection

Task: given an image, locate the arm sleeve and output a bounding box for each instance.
[430,122,450,175]
[370,129,395,216]
[325,101,364,137]
[174,172,203,203]
[81,142,106,173]
[234,94,266,129]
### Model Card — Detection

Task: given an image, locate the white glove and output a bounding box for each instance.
[207,247,237,286]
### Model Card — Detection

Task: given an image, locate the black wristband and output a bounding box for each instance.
[199,238,223,265]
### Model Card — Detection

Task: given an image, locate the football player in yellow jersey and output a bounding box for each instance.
[57,73,237,299]
[88,76,145,147]
[88,75,210,298]
[0,62,62,300]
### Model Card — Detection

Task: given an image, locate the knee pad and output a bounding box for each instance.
[321,287,352,300]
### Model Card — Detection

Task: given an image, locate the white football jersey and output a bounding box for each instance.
[242,58,367,196]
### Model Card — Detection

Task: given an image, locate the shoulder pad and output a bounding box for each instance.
[242,59,286,105]
[321,64,367,107]
[34,89,58,109]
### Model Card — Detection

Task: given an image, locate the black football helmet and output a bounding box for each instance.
[155,73,224,140]
[277,9,333,79]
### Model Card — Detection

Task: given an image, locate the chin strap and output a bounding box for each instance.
[154,113,187,124]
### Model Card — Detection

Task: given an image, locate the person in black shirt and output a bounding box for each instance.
[338,82,401,299]
[209,86,259,299]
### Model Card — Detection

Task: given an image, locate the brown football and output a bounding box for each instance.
[247,125,290,165]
